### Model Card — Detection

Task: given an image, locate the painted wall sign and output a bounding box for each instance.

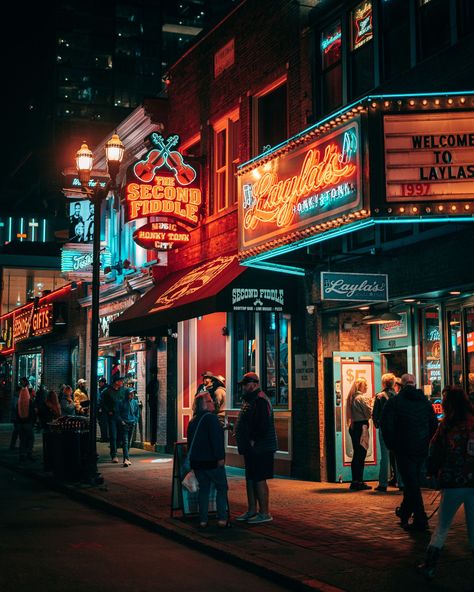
[231,287,285,312]
[384,112,474,201]
[61,244,112,276]
[214,38,235,78]
[377,312,408,339]
[68,200,94,243]
[321,271,388,302]
[133,220,190,251]
[124,133,202,226]
[239,120,362,253]
[13,303,53,343]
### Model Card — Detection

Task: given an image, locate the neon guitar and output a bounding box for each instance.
[153,136,197,186]
[134,135,179,182]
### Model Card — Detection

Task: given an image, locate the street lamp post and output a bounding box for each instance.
[75,134,124,485]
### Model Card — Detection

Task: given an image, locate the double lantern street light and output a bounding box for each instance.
[75,133,125,485]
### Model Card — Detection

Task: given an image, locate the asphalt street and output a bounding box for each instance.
[0,466,289,592]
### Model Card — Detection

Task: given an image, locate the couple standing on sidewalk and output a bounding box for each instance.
[187,372,277,528]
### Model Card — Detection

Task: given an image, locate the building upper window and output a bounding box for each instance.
[253,79,288,156]
[418,0,451,60]
[350,1,374,99]
[211,111,240,215]
[382,0,411,80]
[321,21,342,114]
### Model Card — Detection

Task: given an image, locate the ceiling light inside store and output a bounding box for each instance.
[364,311,402,325]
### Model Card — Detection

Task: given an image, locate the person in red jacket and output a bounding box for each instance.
[418,386,474,579]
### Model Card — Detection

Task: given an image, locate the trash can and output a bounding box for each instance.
[44,417,90,481]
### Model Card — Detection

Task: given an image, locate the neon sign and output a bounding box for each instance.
[61,244,112,275]
[239,120,362,254]
[352,1,373,51]
[133,221,190,251]
[124,134,202,226]
[14,303,53,343]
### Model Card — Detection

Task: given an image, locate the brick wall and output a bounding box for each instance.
[43,343,71,390]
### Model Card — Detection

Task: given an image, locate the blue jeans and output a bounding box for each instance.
[378,429,389,487]
[108,416,122,458]
[121,422,135,461]
[194,466,228,523]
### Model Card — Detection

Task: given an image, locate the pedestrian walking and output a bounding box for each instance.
[418,385,474,579]
[373,373,396,492]
[146,367,159,445]
[187,391,229,528]
[98,377,109,442]
[381,373,438,531]
[102,375,128,463]
[346,377,373,491]
[234,372,277,525]
[117,389,140,467]
[16,377,36,462]
[73,379,90,415]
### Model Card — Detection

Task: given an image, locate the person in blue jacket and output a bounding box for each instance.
[117,389,139,467]
[187,392,228,528]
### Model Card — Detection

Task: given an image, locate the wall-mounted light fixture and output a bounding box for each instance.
[363,310,401,325]
[222,326,229,336]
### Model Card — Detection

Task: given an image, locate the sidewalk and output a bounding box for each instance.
[1,424,473,592]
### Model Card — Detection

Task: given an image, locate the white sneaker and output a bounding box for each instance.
[235,511,257,522]
[111,457,119,463]
[247,513,273,524]
[123,459,131,467]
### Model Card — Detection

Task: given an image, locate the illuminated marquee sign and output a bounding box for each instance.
[14,303,53,343]
[384,112,474,202]
[133,221,190,251]
[0,315,14,353]
[239,120,362,254]
[61,244,112,276]
[124,133,202,227]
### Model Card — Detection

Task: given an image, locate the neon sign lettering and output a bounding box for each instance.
[321,30,342,53]
[132,221,190,251]
[125,133,202,226]
[243,132,357,230]
[14,304,53,342]
[353,1,373,50]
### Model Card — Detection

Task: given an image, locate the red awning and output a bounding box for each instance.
[109,255,246,336]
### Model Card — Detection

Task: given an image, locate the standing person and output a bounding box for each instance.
[187,392,229,528]
[381,373,438,531]
[43,391,61,424]
[59,385,76,416]
[146,367,159,445]
[418,386,474,579]
[346,378,373,491]
[208,374,226,426]
[9,386,20,450]
[102,376,128,463]
[192,371,214,415]
[97,377,109,442]
[373,373,396,492]
[234,372,277,525]
[117,389,140,467]
[35,377,48,430]
[16,378,36,462]
[73,379,90,415]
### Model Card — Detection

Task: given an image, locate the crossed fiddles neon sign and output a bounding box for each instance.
[133,134,197,186]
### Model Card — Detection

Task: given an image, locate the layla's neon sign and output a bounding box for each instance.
[239,120,362,252]
[125,133,202,226]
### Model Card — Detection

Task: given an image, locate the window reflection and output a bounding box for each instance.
[448,310,462,386]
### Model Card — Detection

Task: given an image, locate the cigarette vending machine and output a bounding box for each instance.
[331,352,381,483]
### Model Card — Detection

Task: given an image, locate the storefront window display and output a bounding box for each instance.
[17,351,42,390]
[124,353,137,389]
[419,307,441,400]
[232,312,290,409]
[447,310,462,387]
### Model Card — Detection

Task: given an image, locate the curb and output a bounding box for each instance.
[0,457,343,592]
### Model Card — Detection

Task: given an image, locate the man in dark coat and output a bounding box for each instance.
[381,373,438,531]
[146,367,159,445]
[234,372,277,525]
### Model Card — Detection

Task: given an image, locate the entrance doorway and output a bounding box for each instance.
[381,350,407,380]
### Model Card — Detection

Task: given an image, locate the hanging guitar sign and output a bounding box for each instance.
[124,133,202,226]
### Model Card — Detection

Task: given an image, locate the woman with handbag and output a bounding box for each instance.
[186,392,228,528]
[418,385,474,579]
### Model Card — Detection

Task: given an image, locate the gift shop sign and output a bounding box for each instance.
[124,133,202,228]
[384,112,474,201]
[239,120,362,252]
[13,303,53,343]
[321,271,388,302]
